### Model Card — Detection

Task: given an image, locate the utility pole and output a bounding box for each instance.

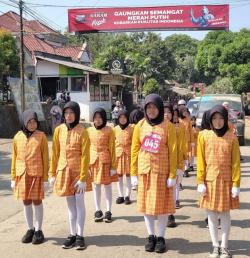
[19,0,25,112]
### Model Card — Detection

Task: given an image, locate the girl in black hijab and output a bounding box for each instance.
[93,108,107,130]
[63,101,80,130]
[210,105,229,137]
[201,110,211,131]
[129,108,144,125]
[88,107,117,223]
[164,102,174,122]
[144,93,164,126]
[117,110,130,130]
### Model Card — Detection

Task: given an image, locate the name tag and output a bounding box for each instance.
[141,133,161,153]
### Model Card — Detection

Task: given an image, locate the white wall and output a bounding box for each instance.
[36,61,59,76]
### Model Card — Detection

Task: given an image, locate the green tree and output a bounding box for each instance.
[0,30,19,89]
[143,78,160,95]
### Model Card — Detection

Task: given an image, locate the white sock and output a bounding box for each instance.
[34,203,43,231]
[157,214,168,237]
[144,214,155,235]
[117,177,123,197]
[191,157,194,166]
[220,211,231,248]
[184,160,189,170]
[75,193,86,237]
[125,176,132,197]
[104,184,112,212]
[66,196,77,236]
[173,185,177,203]
[93,183,101,211]
[207,209,219,247]
[175,184,180,202]
[24,204,33,230]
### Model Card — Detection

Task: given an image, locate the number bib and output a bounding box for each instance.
[141,133,161,153]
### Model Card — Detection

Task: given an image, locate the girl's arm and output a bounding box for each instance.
[231,137,241,187]
[50,126,60,177]
[109,128,116,170]
[41,134,49,181]
[168,122,177,179]
[11,137,17,180]
[197,132,206,184]
[80,129,90,182]
[130,123,141,176]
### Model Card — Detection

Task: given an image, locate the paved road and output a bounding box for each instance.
[0,134,249,258]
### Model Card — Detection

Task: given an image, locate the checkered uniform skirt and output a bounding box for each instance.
[116,153,130,176]
[90,159,118,185]
[14,172,44,200]
[199,177,239,212]
[137,172,175,215]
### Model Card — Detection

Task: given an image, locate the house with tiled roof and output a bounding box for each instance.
[0,11,132,122]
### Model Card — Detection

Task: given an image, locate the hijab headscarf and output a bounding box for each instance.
[21,109,38,138]
[118,110,129,130]
[93,108,107,130]
[144,93,164,126]
[210,105,229,137]
[201,110,211,130]
[179,106,188,119]
[164,102,174,122]
[63,101,80,130]
[129,109,144,124]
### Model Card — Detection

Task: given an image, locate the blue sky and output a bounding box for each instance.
[0,0,250,40]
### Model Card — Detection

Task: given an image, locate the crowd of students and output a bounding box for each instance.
[10,93,241,258]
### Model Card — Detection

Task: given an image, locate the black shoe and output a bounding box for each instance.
[189,165,194,171]
[167,215,177,228]
[104,211,112,223]
[75,235,86,250]
[175,200,180,209]
[179,183,184,191]
[22,228,34,243]
[155,237,166,253]
[116,197,124,204]
[32,230,45,244]
[94,210,104,222]
[183,170,190,177]
[145,235,156,252]
[62,235,76,249]
[205,217,209,228]
[124,196,131,205]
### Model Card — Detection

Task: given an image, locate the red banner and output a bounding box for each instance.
[68,5,229,33]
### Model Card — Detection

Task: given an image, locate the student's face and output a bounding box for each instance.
[146,103,159,120]
[191,119,196,126]
[183,111,189,118]
[164,107,172,121]
[119,115,127,125]
[27,119,37,132]
[64,108,75,124]
[94,113,103,127]
[212,113,225,129]
[173,115,179,124]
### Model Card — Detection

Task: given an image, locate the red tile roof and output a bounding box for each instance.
[0,11,57,34]
[23,34,81,61]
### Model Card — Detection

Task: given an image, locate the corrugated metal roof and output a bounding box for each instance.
[36,55,109,74]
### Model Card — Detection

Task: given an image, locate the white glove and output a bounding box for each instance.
[131,176,138,187]
[44,182,50,192]
[49,176,55,187]
[74,180,86,194]
[167,178,176,188]
[197,184,206,195]
[11,180,15,190]
[110,169,117,176]
[231,186,240,198]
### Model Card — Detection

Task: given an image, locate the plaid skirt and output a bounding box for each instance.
[199,177,239,212]
[14,173,44,200]
[137,172,175,216]
[89,159,118,185]
[54,167,92,197]
[116,153,130,176]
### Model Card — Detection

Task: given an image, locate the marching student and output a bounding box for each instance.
[190,116,200,171]
[11,109,49,245]
[197,105,241,258]
[114,110,134,205]
[179,106,194,177]
[50,101,90,250]
[131,94,177,253]
[87,108,117,223]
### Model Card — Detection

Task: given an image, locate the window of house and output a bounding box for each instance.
[89,74,100,101]
[71,76,87,92]
[100,84,109,101]
[58,77,68,92]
